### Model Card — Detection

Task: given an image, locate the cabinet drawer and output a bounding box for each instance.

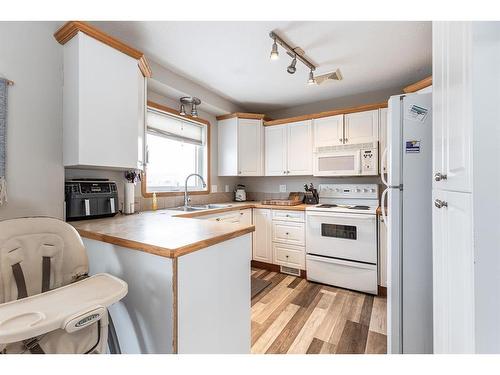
[271,210,304,222]
[206,212,240,223]
[273,243,305,269]
[272,221,305,246]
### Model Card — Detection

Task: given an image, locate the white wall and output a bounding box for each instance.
[0,22,64,220]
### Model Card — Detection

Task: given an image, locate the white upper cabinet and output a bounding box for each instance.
[265,120,312,176]
[238,119,264,176]
[433,22,472,193]
[265,125,287,176]
[287,121,313,175]
[218,117,264,176]
[344,109,379,145]
[62,32,145,170]
[313,115,344,148]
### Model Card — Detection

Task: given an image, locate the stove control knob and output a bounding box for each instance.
[363,189,369,192]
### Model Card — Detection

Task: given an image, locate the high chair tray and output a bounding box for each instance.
[0,273,128,344]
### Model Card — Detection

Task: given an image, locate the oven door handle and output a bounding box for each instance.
[306,212,375,221]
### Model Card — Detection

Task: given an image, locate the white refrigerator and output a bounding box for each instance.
[382,92,433,354]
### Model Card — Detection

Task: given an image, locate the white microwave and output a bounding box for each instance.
[313,143,378,176]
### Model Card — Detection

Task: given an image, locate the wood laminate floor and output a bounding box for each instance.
[251,267,387,354]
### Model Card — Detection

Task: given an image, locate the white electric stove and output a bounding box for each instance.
[305,184,379,294]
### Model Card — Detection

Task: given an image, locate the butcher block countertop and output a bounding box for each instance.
[71,210,255,259]
[71,202,312,259]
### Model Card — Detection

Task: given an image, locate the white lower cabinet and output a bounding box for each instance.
[433,189,474,353]
[271,221,305,246]
[273,243,305,269]
[252,209,272,263]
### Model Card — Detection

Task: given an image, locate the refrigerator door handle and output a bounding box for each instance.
[381,187,389,224]
[381,147,389,187]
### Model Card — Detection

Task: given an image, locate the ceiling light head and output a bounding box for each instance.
[287,56,297,74]
[270,39,279,60]
[307,70,316,85]
[179,104,186,116]
[191,104,198,118]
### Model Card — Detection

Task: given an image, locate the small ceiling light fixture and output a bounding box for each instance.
[307,69,316,85]
[270,38,279,60]
[180,97,201,118]
[287,55,297,74]
[179,104,186,116]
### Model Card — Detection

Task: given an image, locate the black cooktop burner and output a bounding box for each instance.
[317,204,337,208]
[350,205,370,210]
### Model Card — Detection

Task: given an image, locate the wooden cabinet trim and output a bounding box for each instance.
[263,102,388,126]
[54,21,152,78]
[216,112,270,121]
[403,76,432,93]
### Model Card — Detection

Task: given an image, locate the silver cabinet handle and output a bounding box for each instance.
[216,218,221,221]
[339,138,343,143]
[434,172,448,181]
[434,199,448,209]
[344,138,348,143]
[283,171,286,174]
[287,171,290,174]
[84,199,90,216]
[238,171,242,175]
[285,232,289,235]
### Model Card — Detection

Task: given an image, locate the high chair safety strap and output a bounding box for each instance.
[11,263,27,299]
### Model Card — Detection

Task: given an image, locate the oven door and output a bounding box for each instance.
[306,211,377,264]
[313,150,360,176]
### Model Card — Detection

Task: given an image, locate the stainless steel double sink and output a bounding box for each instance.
[169,203,233,212]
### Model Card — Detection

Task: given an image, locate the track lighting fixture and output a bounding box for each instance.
[270,38,279,60]
[269,31,318,85]
[180,96,201,118]
[307,70,316,85]
[287,56,297,74]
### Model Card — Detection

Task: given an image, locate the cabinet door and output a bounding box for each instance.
[379,108,388,174]
[218,118,238,176]
[252,209,272,263]
[287,120,312,175]
[344,110,379,145]
[137,71,146,170]
[238,119,263,176]
[265,125,287,176]
[433,22,472,193]
[73,33,141,169]
[313,115,344,148]
[238,209,252,226]
[433,189,474,353]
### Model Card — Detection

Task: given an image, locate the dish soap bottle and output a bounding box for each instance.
[152,192,158,211]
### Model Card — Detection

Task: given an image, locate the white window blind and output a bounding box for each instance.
[147,109,205,146]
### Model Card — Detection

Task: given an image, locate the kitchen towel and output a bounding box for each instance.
[0,78,7,205]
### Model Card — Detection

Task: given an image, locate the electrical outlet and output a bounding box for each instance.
[279,184,287,193]
[225,185,230,192]
[211,185,218,193]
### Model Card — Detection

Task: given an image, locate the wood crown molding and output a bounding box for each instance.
[216,112,271,121]
[263,102,388,126]
[54,21,152,78]
[403,76,432,93]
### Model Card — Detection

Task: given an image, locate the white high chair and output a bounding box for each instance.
[0,217,128,354]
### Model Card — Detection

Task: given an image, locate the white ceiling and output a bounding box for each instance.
[92,21,432,113]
